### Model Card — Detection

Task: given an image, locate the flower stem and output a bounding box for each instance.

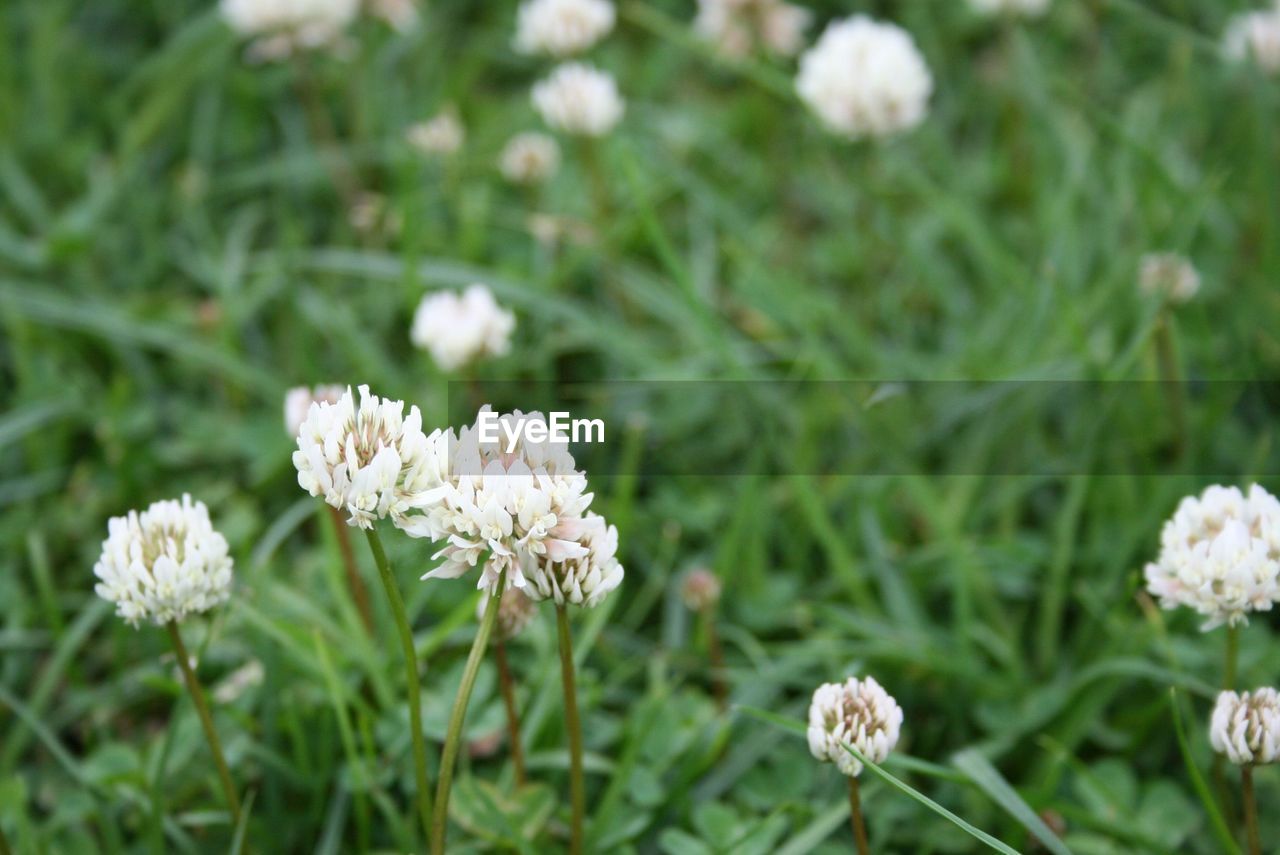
[1154,308,1186,458]
[495,639,527,787]
[555,605,586,855]
[327,506,374,635]
[431,573,505,855]
[847,776,869,855]
[363,527,432,844]
[1242,765,1261,855]
[701,606,727,711]
[1225,624,1240,691]
[165,623,241,827]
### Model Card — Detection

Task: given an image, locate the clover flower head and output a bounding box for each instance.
[501,132,561,184]
[807,676,903,778]
[532,63,625,137]
[407,110,465,156]
[94,495,234,627]
[968,0,1050,17]
[694,0,810,59]
[796,15,933,140]
[220,0,359,60]
[477,586,539,641]
[1211,688,1280,765]
[515,0,615,57]
[410,284,515,372]
[1139,253,1200,303]
[285,384,346,438]
[681,567,722,611]
[1144,484,1280,629]
[523,511,624,607]
[1225,7,1280,73]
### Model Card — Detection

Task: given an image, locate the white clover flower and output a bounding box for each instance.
[500,132,562,184]
[366,0,418,32]
[523,511,624,607]
[807,676,903,778]
[515,0,616,57]
[1225,7,1280,74]
[477,586,539,640]
[214,660,266,704]
[285,384,346,438]
[1139,253,1201,304]
[93,495,234,628]
[532,63,625,137]
[680,568,722,611]
[796,16,933,140]
[220,0,359,60]
[292,385,445,529]
[694,0,810,59]
[406,110,466,157]
[1144,484,1280,629]
[410,284,515,372]
[968,0,1050,17]
[402,408,597,595]
[1211,688,1280,765]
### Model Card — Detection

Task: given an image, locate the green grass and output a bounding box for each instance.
[3,0,1280,851]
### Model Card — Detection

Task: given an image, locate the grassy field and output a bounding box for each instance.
[2,0,1280,852]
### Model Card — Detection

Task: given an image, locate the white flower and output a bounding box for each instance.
[807,676,903,778]
[292,385,444,529]
[968,0,1050,17]
[1139,253,1200,303]
[1225,7,1280,74]
[214,660,266,704]
[694,0,810,59]
[366,0,418,32]
[285,384,346,438]
[407,110,465,156]
[523,511,624,607]
[1211,688,1280,765]
[410,284,515,372]
[220,0,359,60]
[532,63,625,137]
[796,16,933,140]
[680,568,722,611]
[477,586,539,640]
[1144,484,1280,629]
[515,0,615,56]
[500,132,562,184]
[402,408,597,595]
[93,495,234,628]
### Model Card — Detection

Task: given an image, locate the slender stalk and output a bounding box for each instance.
[494,640,527,787]
[1224,624,1240,691]
[847,776,870,855]
[327,506,374,635]
[0,820,12,855]
[577,137,610,222]
[1154,308,1186,458]
[166,623,241,826]
[292,55,362,210]
[1242,765,1262,855]
[432,572,505,855]
[363,528,432,844]
[701,606,727,710]
[555,605,586,855]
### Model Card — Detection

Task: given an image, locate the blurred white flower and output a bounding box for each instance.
[347,192,403,236]
[807,676,903,778]
[293,385,444,529]
[220,0,359,60]
[694,0,810,59]
[285,384,346,438]
[93,495,234,628]
[968,0,1050,17]
[366,0,418,31]
[1139,253,1200,303]
[1144,484,1280,629]
[407,110,465,156]
[477,586,539,640]
[410,284,515,372]
[1211,688,1280,765]
[680,567,722,611]
[532,63,625,136]
[796,16,933,140]
[523,511,625,607]
[1225,7,1280,73]
[515,0,616,57]
[214,660,266,704]
[501,132,562,184]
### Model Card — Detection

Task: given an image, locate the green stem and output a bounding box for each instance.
[1154,308,1186,457]
[1225,624,1240,691]
[556,605,586,855]
[165,623,241,827]
[847,776,869,855]
[495,640,527,787]
[363,527,432,844]
[0,820,12,855]
[431,571,505,855]
[1242,765,1261,855]
[328,506,374,636]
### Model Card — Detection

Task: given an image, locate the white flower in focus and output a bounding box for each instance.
[523,511,624,607]
[285,384,346,438]
[477,586,539,640]
[93,495,234,628]
[410,284,515,372]
[532,63,625,137]
[366,0,418,31]
[501,132,561,184]
[694,0,810,59]
[1225,7,1280,73]
[796,16,933,140]
[515,0,616,56]
[292,385,445,529]
[1139,253,1200,303]
[680,567,722,611]
[968,0,1050,17]
[407,110,465,156]
[1143,484,1280,629]
[220,0,359,60]
[807,676,903,778]
[1211,688,1280,765]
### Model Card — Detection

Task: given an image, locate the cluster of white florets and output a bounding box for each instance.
[406,110,466,157]
[500,132,562,184]
[694,0,810,59]
[532,63,625,136]
[1139,253,1201,303]
[515,0,615,56]
[220,0,360,60]
[410,284,516,372]
[1224,5,1280,73]
[1211,688,1280,765]
[807,676,903,778]
[968,0,1051,17]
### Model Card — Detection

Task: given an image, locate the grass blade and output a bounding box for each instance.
[952,748,1071,855]
[1169,689,1241,855]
